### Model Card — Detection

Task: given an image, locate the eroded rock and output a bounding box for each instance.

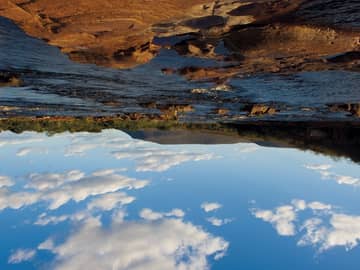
[0,0,307,69]
[0,0,359,81]
[245,104,278,116]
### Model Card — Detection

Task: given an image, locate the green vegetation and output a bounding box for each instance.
[0,117,238,135]
[0,117,182,134]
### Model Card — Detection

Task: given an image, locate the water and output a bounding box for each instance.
[1,17,360,121]
[0,129,360,269]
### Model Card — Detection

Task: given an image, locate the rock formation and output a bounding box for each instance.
[2,0,358,75]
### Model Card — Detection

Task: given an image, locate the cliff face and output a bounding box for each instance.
[0,0,211,67]
[0,0,306,67]
[0,0,359,74]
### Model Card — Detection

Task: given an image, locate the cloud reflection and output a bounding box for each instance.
[113,148,214,172]
[16,147,48,157]
[305,164,360,187]
[39,212,228,270]
[201,202,222,213]
[8,249,36,264]
[0,132,43,147]
[252,199,360,252]
[0,175,13,188]
[207,217,233,227]
[0,170,148,211]
[139,208,185,221]
[62,130,215,172]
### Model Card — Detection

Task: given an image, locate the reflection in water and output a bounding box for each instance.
[38,216,228,270]
[253,200,360,252]
[0,129,360,269]
[0,169,148,211]
[305,164,360,187]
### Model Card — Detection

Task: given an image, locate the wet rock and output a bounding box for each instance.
[178,66,238,82]
[102,101,122,107]
[326,51,360,63]
[0,106,19,111]
[182,15,226,30]
[139,102,158,109]
[110,42,160,68]
[174,23,360,82]
[211,84,232,91]
[215,108,229,115]
[173,39,217,57]
[0,71,22,87]
[191,88,209,94]
[328,103,360,117]
[245,104,278,116]
[161,68,176,75]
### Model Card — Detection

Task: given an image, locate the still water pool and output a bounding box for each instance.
[0,129,359,269]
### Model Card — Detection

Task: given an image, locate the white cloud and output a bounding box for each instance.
[91,169,127,177]
[16,148,32,157]
[305,164,360,187]
[305,164,332,171]
[87,192,135,211]
[139,208,185,221]
[35,214,70,226]
[41,216,228,270]
[63,130,215,172]
[112,209,127,224]
[113,148,214,172]
[254,199,360,252]
[324,214,360,250]
[0,132,43,147]
[0,170,148,211]
[38,239,54,250]
[38,239,55,250]
[63,130,142,156]
[335,175,360,186]
[253,200,333,237]
[35,211,89,226]
[0,176,13,188]
[0,188,41,211]
[43,171,148,210]
[207,217,233,227]
[237,144,259,153]
[26,170,85,191]
[307,202,332,211]
[8,249,36,264]
[298,218,327,248]
[253,205,297,236]
[291,199,307,211]
[299,214,360,251]
[16,147,48,157]
[35,191,137,226]
[65,144,98,156]
[201,202,222,213]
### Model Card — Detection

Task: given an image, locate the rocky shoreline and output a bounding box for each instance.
[0,0,358,74]
[0,1,359,125]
